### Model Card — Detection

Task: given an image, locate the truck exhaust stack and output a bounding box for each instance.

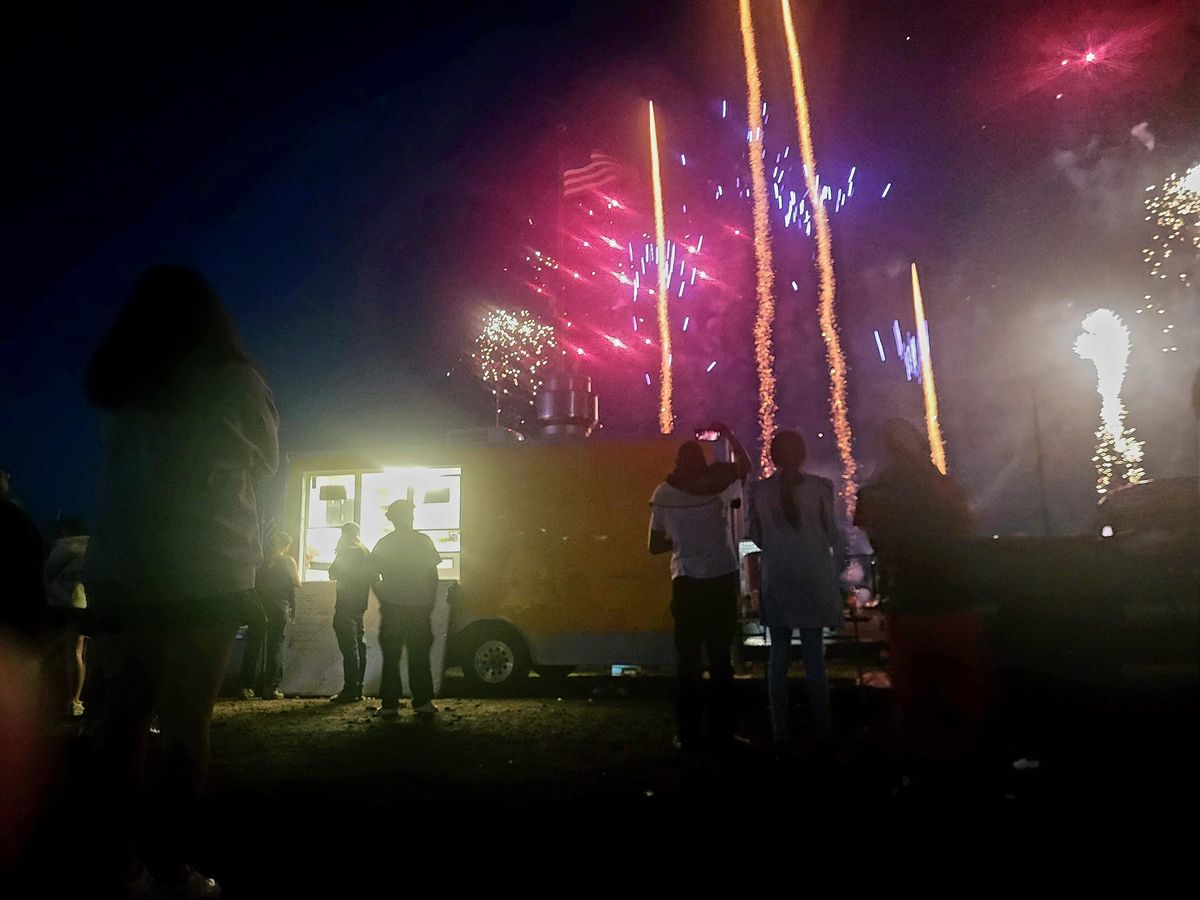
[536,375,598,438]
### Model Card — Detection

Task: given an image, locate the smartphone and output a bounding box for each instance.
[695,429,721,442]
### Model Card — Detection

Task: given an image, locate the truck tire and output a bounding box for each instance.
[460,624,531,693]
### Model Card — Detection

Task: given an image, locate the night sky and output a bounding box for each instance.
[4,0,1198,534]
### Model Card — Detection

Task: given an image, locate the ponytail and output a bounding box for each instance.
[779,468,802,529]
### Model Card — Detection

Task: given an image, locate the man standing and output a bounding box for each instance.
[329,522,373,703]
[371,500,441,718]
[649,423,751,757]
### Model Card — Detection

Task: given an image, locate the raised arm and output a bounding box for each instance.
[714,422,752,481]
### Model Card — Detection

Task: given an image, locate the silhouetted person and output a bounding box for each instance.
[44,516,90,717]
[855,418,991,790]
[372,500,440,718]
[0,468,49,638]
[747,431,841,752]
[329,523,373,703]
[85,266,279,897]
[239,532,298,700]
[0,469,54,868]
[649,423,751,758]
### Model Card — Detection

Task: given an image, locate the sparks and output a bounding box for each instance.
[475,309,557,397]
[1142,163,1199,347]
[648,100,673,433]
[1074,309,1146,494]
[781,0,858,512]
[910,265,947,474]
[740,0,778,473]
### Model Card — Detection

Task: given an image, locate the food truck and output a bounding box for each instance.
[276,376,743,695]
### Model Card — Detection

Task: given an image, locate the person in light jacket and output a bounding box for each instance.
[748,430,842,750]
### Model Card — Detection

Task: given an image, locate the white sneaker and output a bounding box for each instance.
[149,867,220,899]
[239,688,254,701]
[413,702,437,717]
[70,699,85,717]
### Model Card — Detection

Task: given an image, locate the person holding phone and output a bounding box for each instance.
[648,422,750,759]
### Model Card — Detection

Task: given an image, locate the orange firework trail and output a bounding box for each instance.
[780,0,858,513]
[648,100,673,434]
[738,0,777,473]
[910,264,947,474]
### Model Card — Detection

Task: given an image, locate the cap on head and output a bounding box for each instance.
[341,522,360,538]
[385,499,415,524]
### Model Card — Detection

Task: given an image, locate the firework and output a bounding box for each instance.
[780,0,858,513]
[910,264,947,474]
[1139,162,1198,353]
[474,308,557,394]
[739,0,778,473]
[1073,309,1146,494]
[648,100,674,433]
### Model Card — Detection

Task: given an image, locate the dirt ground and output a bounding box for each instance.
[8,662,1199,894]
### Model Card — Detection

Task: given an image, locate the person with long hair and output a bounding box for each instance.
[855,418,991,793]
[747,431,842,754]
[85,266,278,898]
[328,522,373,704]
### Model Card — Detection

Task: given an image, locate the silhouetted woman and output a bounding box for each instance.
[855,418,990,789]
[748,431,842,751]
[85,266,278,897]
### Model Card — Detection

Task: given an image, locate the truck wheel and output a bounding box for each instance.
[461,626,531,693]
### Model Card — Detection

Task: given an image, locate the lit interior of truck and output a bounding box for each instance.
[300,466,462,582]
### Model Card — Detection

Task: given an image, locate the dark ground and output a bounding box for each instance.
[7,660,1198,894]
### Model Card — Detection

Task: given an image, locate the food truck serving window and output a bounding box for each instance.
[301,466,462,582]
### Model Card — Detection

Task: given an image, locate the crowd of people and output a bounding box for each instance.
[1,265,996,896]
[648,416,990,779]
